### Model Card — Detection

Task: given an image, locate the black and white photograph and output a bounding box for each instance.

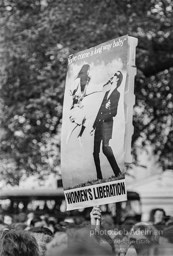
[61,37,130,190]
[0,1,173,256]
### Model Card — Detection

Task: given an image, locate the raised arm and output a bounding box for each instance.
[90,206,101,231]
[103,76,113,88]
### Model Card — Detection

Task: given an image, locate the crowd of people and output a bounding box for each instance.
[0,207,173,256]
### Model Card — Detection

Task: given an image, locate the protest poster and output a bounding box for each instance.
[61,35,138,210]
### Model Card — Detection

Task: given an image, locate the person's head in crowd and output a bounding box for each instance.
[3,215,12,226]
[9,222,27,231]
[149,208,166,225]
[73,215,85,226]
[54,223,67,233]
[18,212,27,223]
[46,231,68,256]
[27,212,35,219]
[40,215,49,225]
[26,212,35,227]
[0,229,39,256]
[30,216,47,228]
[28,227,53,256]
[101,212,115,231]
[122,217,137,232]
[127,222,159,256]
[57,221,75,232]
[113,233,129,256]
[153,208,166,224]
[29,226,53,237]
[47,217,57,234]
[61,227,112,256]
[63,216,75,225]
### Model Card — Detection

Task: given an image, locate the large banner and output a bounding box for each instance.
[61,35,138,210]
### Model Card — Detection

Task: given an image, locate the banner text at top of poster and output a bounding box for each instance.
[68,37,127,65]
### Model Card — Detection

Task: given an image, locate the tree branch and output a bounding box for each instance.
[140,58,173,77]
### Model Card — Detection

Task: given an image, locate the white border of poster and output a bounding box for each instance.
[61,35,137,210]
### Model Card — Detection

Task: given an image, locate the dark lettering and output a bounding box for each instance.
[93,187,98,199]
[88,188,93,200]
[65,193,72,204]
[83,189,88,201]
[120,182,126,195]
[106,185,110,197]
[102,185,107,197]
[98,186,103,198]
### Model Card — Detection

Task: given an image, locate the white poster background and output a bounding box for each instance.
[62,59,126,189]
[61,36,132,209]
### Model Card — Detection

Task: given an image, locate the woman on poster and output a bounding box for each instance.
[67,64,91,142]
[70,64,91,110]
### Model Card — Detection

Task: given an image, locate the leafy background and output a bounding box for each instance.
[0,0,173,185]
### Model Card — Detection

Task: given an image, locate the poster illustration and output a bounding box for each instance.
[61,35,138,210]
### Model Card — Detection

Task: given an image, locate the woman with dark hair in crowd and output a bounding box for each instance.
[150,208,166,233]
[0,229,40,256]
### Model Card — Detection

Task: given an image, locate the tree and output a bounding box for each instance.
[0,0,173,184]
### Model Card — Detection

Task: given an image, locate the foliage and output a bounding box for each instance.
[0,0,173,184]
